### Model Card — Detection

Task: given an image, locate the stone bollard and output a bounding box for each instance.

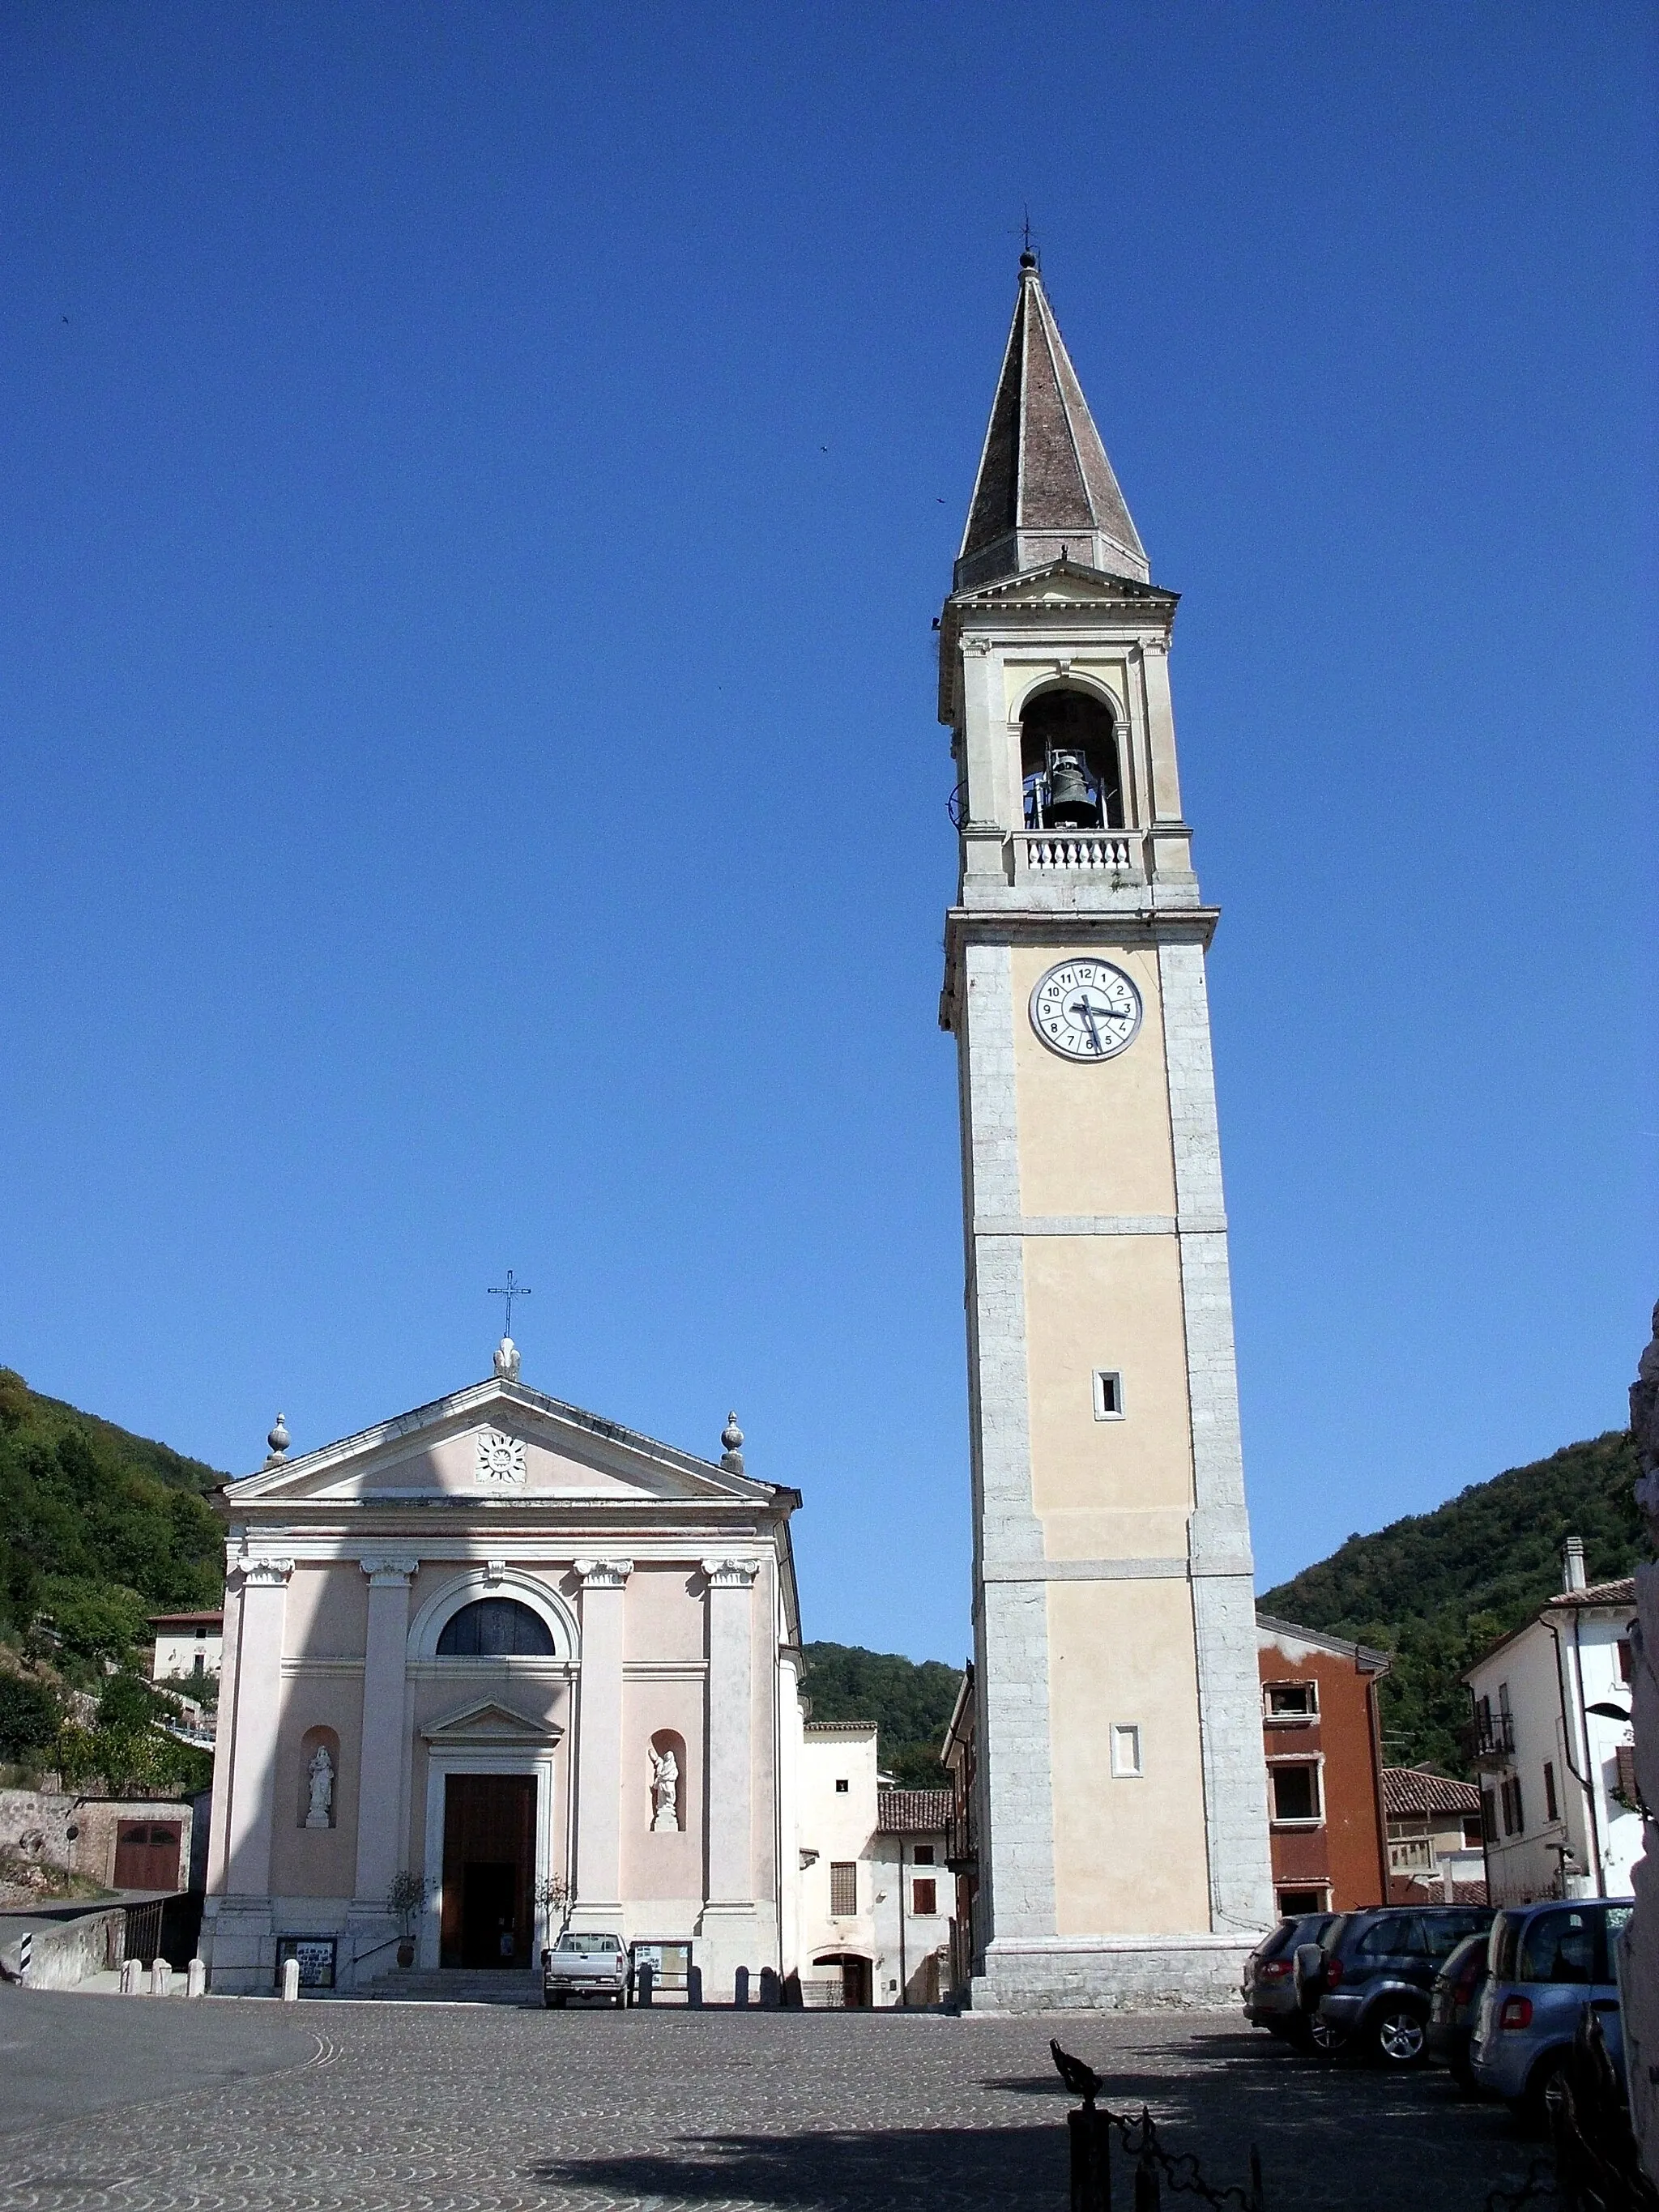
[636,1962,654,2007]
[120,1958,143,1996]
[686,1963,703,2010]
[758,1966,780,2009]
[280,1955,301,2002]
[150,1959,172,1998]
[734,1965,749,2009]
[186,1958,207,1998]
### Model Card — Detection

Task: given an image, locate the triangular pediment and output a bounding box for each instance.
[223,1376,784,1510]
[953,558,1177,612]
[422,1697,563,1745]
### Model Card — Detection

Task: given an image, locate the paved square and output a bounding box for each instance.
[0,1989,1547,2212]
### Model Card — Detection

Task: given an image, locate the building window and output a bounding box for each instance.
[1481,1788,1497,1844]
[1543,1762,1559,1822]
[1264,1681,1318,1721]
[912,1877,937,1916]
[1500,1775,1525,1837]
[1110,1723,1143,1778]
[1270,1763,1321,1824]
[1093,1370,1124,1420]
[912,1843,935,1865]
[1277,1887,1326,1917]
[834,1778,849,1794]
[1615,1745,1639,1809]
[830,1861,857,1916]
[435,1598,555,1657]
[1618,1639,1634,1685]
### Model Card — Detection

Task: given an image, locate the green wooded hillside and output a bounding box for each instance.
[801,1640,964,1788]
[0,1367,228,1677]
[1260,1430,1645,1774]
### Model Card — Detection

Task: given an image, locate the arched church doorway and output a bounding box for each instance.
[440,1774,535,1968]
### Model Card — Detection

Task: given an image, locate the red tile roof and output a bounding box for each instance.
[1382,1767,1481,1816]
[1546,1579,1636,1609]
[876,1788,952,1834]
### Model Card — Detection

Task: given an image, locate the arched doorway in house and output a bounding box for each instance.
[812,1950,872,2008]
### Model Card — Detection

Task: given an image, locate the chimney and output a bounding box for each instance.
[1562,1535,1587,1594]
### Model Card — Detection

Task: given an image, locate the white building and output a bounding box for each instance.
[150,1610,224,1683]
[1464,1539,1642,1907]
[794,1721,951,2007]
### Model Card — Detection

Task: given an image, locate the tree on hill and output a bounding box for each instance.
[801,1641,963,1787]
[0,1368,227,1676]
[1260,1430,1647,1774]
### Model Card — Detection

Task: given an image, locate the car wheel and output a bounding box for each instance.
[1370,2002,1428,2069]
[1514,2051,1568,2134]
[1307,2014,1349,2058]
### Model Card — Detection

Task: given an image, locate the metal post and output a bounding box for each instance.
[1067,2108,1111,2212]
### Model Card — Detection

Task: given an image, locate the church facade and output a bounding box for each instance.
[940,256,1275,2008]
[202,1351,804,1997]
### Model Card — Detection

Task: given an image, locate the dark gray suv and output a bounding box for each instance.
[1295,1904,1495,2066]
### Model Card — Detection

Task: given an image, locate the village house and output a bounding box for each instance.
[1255,1614,1392,1916]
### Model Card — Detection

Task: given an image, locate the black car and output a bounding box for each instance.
[1427,1929,1491,2087]
[1243,1913,1338,2039]
[1295,1904,1495,2067]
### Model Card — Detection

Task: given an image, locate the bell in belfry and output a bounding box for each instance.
[1044,748,1098,828]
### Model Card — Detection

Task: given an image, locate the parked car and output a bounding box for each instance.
[1427,1929,1490,2087]
[1468,1899,1633,2125]
[1295,1904,1495,2066]
[541,1929,629,2008]
[1243,1913,1338,2040]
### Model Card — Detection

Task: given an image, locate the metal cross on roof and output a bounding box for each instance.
[488,1269,532,1336]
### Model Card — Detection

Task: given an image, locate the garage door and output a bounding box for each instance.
[113,1822,181,1890]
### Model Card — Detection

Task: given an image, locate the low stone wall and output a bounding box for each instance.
[971,1932,1258,2013]
[0,1907,125,1990]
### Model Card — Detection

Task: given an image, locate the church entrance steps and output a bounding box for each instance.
[361,1968,540,2006]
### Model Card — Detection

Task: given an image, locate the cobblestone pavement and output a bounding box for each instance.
[0,1993,1550,2212]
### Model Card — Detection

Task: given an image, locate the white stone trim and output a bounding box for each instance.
[975,1213,1225,1236]
[983,1558,1189,1583]
[574,1556,635,1589]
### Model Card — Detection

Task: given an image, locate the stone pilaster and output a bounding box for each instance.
[570,1557,632,1929]
[202,1550,292,1991]
[697,1556,764,1997]
[352,1558,419,1911]
[1623,1304,1659,2184]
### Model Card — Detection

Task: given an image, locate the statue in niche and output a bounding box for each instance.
[650,1745,680,1832]
[305,1743,335,1830]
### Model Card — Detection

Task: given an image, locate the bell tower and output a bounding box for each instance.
[940,254,1273,2010]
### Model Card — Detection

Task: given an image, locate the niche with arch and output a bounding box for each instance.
[297,1724,341,1830]
[647,1728,687,1834]
[1020,688,1125,830]
[435,1597,557,1657]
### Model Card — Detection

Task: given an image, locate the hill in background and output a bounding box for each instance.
[800,1639,963,1787]
[1260,1430,1646,1774]
[0,1367,227,1679]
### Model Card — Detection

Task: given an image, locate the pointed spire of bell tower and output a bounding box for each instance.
[956,254,1149,591]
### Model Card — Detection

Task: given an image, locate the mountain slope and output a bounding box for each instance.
[1260,1430,1645,1772]
[800,1640,963,1787]
[0,1368,228,1676]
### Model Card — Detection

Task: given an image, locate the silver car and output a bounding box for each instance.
[1468,1899,1632,2125]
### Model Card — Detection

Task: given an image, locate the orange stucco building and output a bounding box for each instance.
[1256,1613,1392,1916]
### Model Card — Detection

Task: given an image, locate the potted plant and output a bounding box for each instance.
[386,1870,426,1967]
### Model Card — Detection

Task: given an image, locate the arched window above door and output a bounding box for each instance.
[435,1597,557,1657]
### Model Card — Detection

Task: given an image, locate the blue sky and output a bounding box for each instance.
[1,3,1653,1664]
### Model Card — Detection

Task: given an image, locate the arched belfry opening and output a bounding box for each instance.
[1021,689,1124,831]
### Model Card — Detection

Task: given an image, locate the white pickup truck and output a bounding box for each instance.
[541,1929,628,2009]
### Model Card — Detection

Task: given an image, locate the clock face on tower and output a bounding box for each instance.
[1029,958,1143,1061]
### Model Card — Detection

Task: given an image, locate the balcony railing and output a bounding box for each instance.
[1014,830,1138,878]
[945,1807,976,1875]
[1465,1711,1516,1767]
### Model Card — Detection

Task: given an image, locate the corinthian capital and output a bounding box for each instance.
[701,1556,761,1590]
[360,1556,420,1588]
[238,1554,295,1588]
[574,1556,633,1590]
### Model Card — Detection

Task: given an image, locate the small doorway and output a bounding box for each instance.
[440,1774,535,1968]
[113,1822,181,1890]
[814,1951,872,2008]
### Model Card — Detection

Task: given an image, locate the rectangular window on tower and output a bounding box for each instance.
[830,1861,857,1917]
[1093,1370,1124,1421]
[1544,1762,1559,1822]
[1109,1723,1143,1778]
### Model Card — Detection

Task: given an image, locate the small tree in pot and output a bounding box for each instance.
[534,1871,572,1957]
[387,1870,427,1967]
